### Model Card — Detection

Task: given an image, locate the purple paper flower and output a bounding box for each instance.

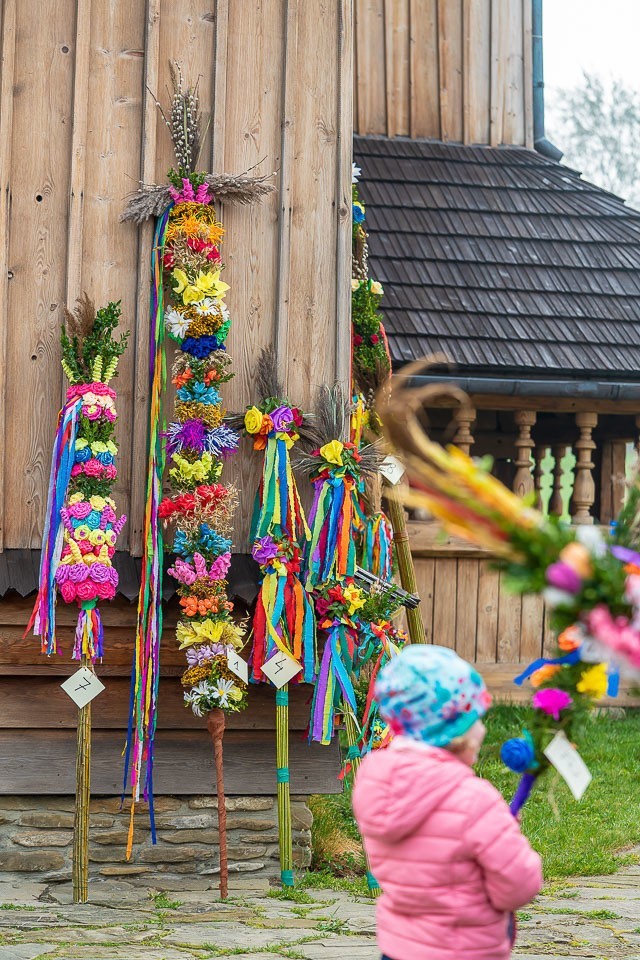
[546,561,582,594]
[252,535,280,565]
[612,545,640,566]
[165,418,207,454]
[531,687,573,721]
[270,405,294,433]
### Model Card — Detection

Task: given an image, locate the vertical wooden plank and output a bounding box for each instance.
[476,559,499,662]
[437,0,463,142]
[65,0,92,309]
[80,0,146,551]
[5,0,75,547]
[543,604,555,656]
[222,0,286,549]
[503,0,524,145]
[520,592,544,662]
[0,0,17,549]
[384,0,410,137]
[432,558,458,648]
[335,0,353,388]
[489,0,504,146]
[456,559,479,661]
[413,558,435,643]
[354,0,387,134]
[409,0,439,138]
[463,0,491,144]
[611,440,627,518]
[281,1,345,409]
[497,570,521,662]
[128,0,161,555]
[522,0,533,148]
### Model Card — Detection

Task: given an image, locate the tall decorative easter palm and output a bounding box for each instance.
[121,64,273,898]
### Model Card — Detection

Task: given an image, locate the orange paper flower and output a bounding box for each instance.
[530,663,561,687]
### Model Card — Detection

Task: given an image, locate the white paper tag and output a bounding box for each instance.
[261,650,302,687]
[543,731,592,800]
[61,667,105,709]
[379,455,406,485]
[227,649,249,684]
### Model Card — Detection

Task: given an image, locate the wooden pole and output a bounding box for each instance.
[207,709,228,899]
[344,708,380,897]
[72,656,91,904]
[384,486,426,644]
[275,685,294,887]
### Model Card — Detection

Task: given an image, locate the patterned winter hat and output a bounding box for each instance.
[375,644,492,747]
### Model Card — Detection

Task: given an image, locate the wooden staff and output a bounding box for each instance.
[343,708,381,897]
[72,656,92,903]
[275,685,294,886]
[207,708,228,899]
[384,483,426,645]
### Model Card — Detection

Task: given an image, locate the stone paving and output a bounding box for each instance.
[0,863,640,959]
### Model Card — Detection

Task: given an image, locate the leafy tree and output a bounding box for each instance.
[548,72,640,210]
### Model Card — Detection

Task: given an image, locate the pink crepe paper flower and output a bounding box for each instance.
[531,687,573,721]
[585,604,640,671]
[545,561,582,595]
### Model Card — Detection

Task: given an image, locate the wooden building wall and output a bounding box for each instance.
[0,0,352,556]
[354,0,534,146]
[0,0,351,795]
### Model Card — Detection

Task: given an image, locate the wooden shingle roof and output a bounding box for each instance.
[354,136,640,379]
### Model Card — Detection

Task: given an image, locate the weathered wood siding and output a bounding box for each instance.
[0,1,351,795]
[354,0,533,146]
[0,0,352,555]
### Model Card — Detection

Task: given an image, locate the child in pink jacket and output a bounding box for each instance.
[352,645,543,960]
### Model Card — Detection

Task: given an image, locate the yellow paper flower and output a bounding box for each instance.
[576,663,608,700]
[177,618,225,650]
[343,584,366,614]
[172,268,190,296]
[89,496,106,511]
[320,440,344,466]
[69,493,84,504]
[351,278,362,291]
[370,280,384,296]
[194,270,229,300]
[244,406,264,434]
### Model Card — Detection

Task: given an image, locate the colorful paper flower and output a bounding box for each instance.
[531,688,573,721]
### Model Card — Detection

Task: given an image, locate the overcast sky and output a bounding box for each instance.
[544,0,640,92]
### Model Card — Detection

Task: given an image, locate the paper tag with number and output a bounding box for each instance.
[543,730,592,800]
[227,649,249,684]
[379,455,406,485]
[261,650,302,687]
[61,667,105,709]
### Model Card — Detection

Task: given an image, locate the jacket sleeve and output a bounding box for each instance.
[465,778,543,911]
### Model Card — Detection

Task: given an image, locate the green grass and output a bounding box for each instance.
[309,706,640,883]
[150,892,182,911]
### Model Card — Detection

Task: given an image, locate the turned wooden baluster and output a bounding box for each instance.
[534,443,548,509]
[513,411,536,498]
[453,405,476,455]
[571,412,598,525]
[549,444,568,517]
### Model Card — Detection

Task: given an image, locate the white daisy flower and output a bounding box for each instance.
[165,308,192,339]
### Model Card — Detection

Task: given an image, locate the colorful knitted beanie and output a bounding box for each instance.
[375,644,492,747]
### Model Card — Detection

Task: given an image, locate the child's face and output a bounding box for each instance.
[457,720,486,767]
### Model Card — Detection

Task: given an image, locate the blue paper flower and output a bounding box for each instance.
[74,446,91,464]
[500,735,537,774]
[181,336,225,358]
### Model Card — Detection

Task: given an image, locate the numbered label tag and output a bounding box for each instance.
[543,731,592,800]
[227,650,249,684]
[261,650,302,687]
[379,455,405,485]
[61,667,105,709]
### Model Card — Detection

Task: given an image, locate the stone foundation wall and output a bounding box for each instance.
[0,796,312,885]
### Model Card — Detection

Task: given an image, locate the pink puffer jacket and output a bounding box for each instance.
[352,738,543,960]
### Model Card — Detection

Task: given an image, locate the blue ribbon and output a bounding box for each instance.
[513,648,581,685]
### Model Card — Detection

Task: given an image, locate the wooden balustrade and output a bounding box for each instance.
[571,412,598,525]
[513,410,536,498]
[549,444,568,517]
[453,406,476,456]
